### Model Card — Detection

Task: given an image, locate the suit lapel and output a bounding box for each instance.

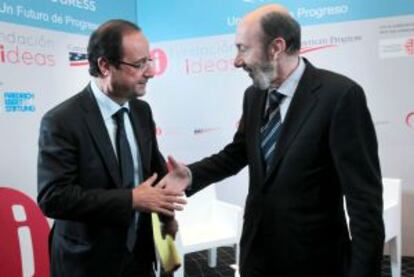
[80,86,122,187]
[128,101,151,178]
[264,61,321,185]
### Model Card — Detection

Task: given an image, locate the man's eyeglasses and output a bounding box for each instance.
[117,58,154,71]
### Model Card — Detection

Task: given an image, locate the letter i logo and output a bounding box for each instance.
[150,48,168,76]
[0,44,5,62]
[0,188,50,277]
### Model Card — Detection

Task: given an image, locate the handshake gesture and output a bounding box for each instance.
[131,156,191,217]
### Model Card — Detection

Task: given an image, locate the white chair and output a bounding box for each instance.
[231,264,240,277]
[382,178,402,277]
[344,178,402,277]
[171,184,243,277]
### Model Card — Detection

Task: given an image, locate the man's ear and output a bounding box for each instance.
[268,37,286,61]
[97,57,110,77]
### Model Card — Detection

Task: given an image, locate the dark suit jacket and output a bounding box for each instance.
[37,85,167,277]
[188,59,384,277]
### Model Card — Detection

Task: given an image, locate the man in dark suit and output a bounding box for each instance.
[166,4,385,277]
[37,20,187,277]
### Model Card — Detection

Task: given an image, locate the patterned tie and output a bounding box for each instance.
[260,91,285,172]
[113,108,136,252]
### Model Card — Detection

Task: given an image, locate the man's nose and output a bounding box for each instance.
[143,65,155,79]
[234,53,244,68]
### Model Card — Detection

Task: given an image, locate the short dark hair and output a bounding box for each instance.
[87,19,141,77]
[260,12,301,55]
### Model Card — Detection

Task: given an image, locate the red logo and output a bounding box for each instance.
[150,48,168,76]
[300,45,337,54]
[404,38,414,56]
[0,44,55,67]
[0,187,50,277]
[406,112,414,128]
[155,127,163,136]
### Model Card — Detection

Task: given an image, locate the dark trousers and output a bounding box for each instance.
[119,246,155,277]
[240,228,271,277]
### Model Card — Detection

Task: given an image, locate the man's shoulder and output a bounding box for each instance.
[305,63,367,108]
[42,86,90,123]
[317,68,359,88]
[131,97,150,107]
[129,97,152,115]
[305,60,360,91]
[243,85,265,101]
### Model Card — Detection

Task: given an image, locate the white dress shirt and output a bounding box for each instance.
[90,80,142,186]
[265,57,306,122]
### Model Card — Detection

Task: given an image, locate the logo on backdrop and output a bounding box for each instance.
[405,38,414,56]
[0,31,55,67]
[168,38,236,75]
[1,91,36,113]
[379,36,414,59]
[194,127,221,135]
[0,43,55,67]
[182,34,361,75]
[406,112,414,128]
[0,187,50,276]
[301,34,362,55]
[155,126,223,137]
[155,127,163,136]
[69,51,88,66]
[300,45,337,54]
[150,48,168,76]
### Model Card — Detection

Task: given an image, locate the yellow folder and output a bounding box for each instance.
[151,213,181,273]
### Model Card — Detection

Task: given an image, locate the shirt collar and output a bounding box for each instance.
[269,57,306,98]
[90,79,130,120]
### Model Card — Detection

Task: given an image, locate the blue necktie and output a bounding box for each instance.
[113,108,136,252]
[260,91,285,172]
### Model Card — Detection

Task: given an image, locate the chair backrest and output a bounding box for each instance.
[176,184,217,228]
[382,178,402,243]
[382,178,401,209]
[0,187,50,277]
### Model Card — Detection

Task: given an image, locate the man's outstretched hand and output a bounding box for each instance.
[132,173,186,217]
[159,156,191,193]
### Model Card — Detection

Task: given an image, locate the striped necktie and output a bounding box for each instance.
[260,90,285,172]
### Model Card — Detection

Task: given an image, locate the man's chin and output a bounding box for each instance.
[135,83,148,96]
[133,88,146,98]
[252,80,269,90]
